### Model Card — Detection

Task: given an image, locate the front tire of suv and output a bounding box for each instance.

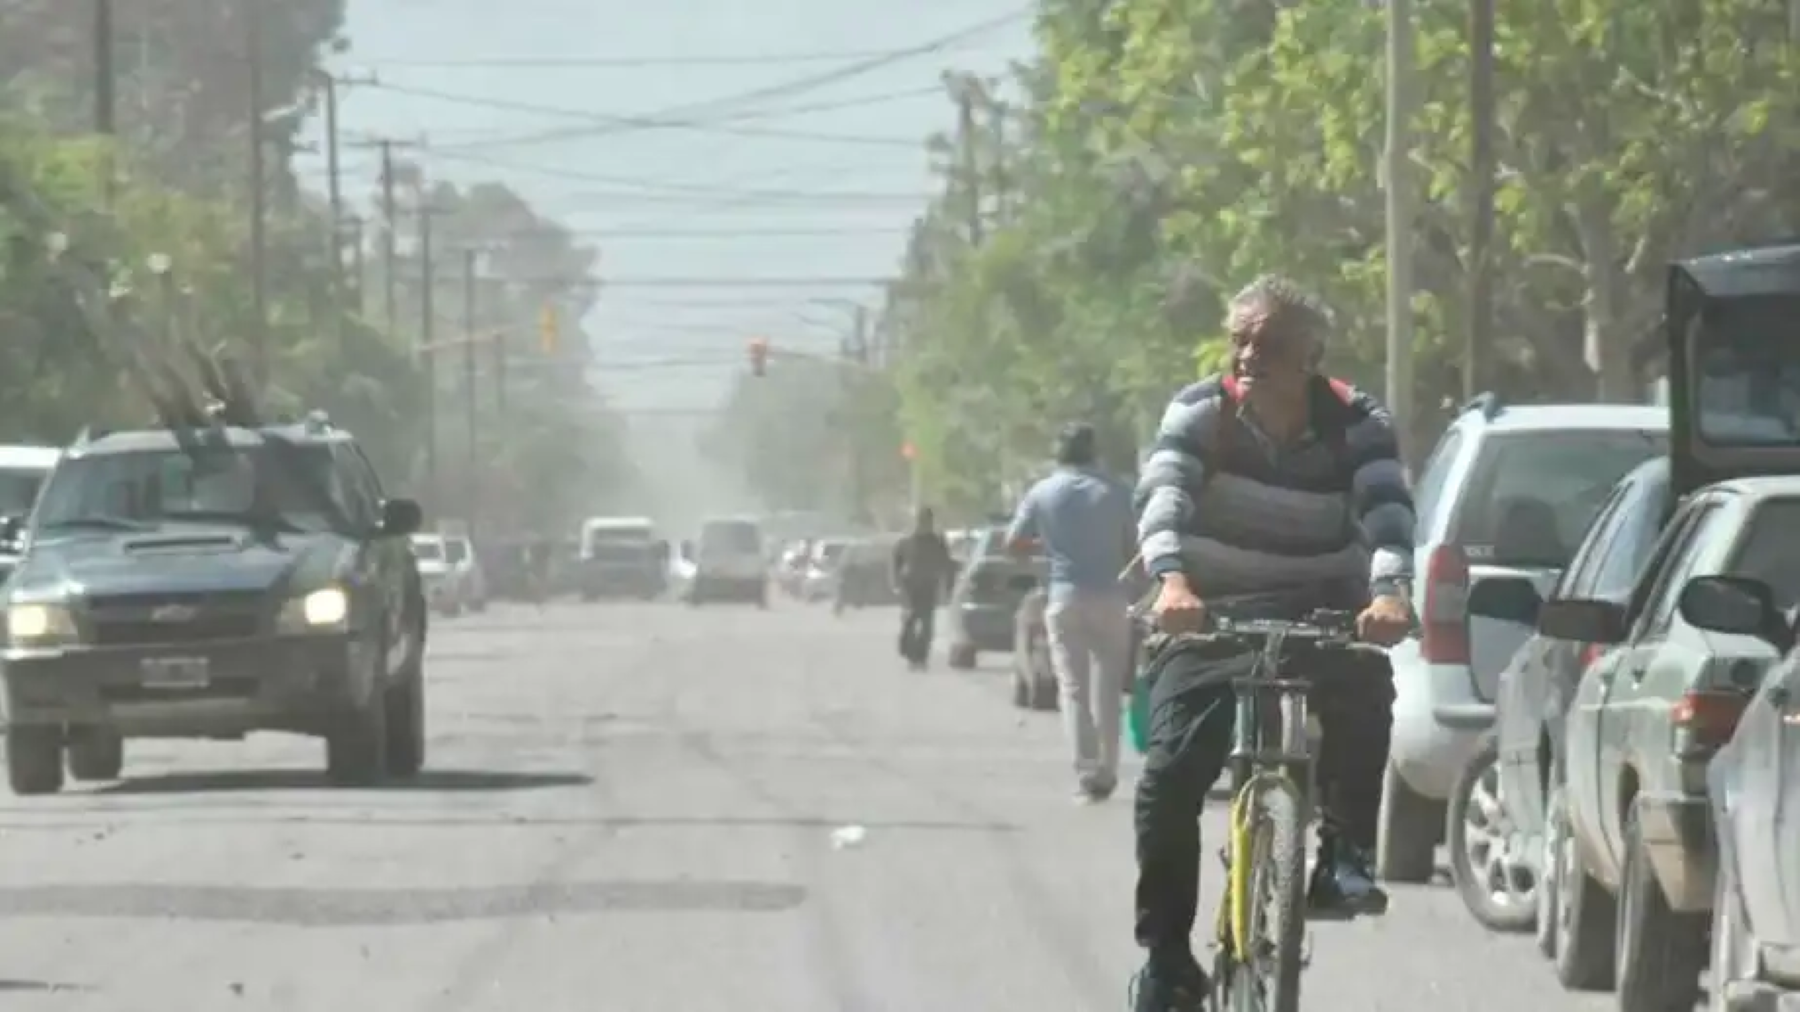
[327,667,389,787]
[67,728,124,782]
[7,726,64,795]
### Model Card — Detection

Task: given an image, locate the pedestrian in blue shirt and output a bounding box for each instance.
[1006,422,1137,802]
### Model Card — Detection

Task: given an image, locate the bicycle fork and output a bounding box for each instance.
[1213,685,1317,972]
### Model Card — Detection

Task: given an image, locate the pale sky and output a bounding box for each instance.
[297,0,1034,420]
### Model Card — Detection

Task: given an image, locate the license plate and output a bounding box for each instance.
[140,656,209,689]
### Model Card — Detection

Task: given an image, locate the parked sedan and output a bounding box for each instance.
[945,527,1044,669]
[1447,456,1673,937]
[1681,574,1800,1012]
[1473,478,1800,1007]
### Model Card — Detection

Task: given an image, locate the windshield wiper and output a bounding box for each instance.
[40,516,152,532]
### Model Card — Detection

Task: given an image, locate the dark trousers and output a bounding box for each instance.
[1132,637,1395,959]
[897,589,937,662]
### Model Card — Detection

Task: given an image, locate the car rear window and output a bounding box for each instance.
[1729,498,1800,610]
[1451,430,1667,567]
[411,539,444,561]
[701,521,761,553]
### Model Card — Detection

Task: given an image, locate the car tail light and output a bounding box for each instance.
[1579,643,1604,669]
[1671,689,1748,754]
[1420,545,1470,664]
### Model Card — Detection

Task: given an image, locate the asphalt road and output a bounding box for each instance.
[0,600,1616,1011]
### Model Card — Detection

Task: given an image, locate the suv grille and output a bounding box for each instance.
[87,592,264,646]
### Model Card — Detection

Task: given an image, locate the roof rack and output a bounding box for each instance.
[1458,391,1504,420]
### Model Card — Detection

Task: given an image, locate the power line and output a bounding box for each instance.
[467,225,914,239]
[422,148,929,201]
[373,8,1025,153]
[363,81,923,148]
[419,85,947,153]
[346,44,1003,69]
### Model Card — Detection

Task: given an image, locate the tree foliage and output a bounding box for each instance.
[875,0,1800,509]
[0,7,632,536]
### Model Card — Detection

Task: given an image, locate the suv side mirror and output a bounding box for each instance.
[379,498,423,537]
[1678,575,1791,652]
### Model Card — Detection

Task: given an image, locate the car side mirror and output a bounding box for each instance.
[1537,598,1628,645]
[1466,576,1543,626]
[1678,575,1791,652]
[379,498,423,537]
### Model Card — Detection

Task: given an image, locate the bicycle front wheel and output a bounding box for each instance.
[1237,779,1307,1012]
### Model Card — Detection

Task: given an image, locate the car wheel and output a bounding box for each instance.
[1447,732,1536,932]
[1615,798,1705,1010]
[948,643,977,669]
[6,726,63,796]
[1709,852,1754,1012]
[1549,781,1616,990]
[1377,764,1443,883]
[326,670,389,787]
[66,728,124,782]
[384,625,427,779]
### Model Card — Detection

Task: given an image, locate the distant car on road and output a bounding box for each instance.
[684,516,768,607]
[576,516,667,600]
[444,534,487,613]
[945,526,1043,669]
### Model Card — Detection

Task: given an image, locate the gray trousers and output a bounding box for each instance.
[1044,589,1133,786]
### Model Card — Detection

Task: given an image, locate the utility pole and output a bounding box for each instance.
[246,0,269,388]
[462,247,480,542]
[1383,0,1416,462]
[419,205,438,503]
[954,77,983,247]
[94,0,115,133]
[380,141,398,331]
[1466,0,1495,401]
[95,0,115,204]
[847,306,869,522]
[494,325,507,413]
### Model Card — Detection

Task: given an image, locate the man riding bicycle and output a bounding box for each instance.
[1130,275,1415,1011]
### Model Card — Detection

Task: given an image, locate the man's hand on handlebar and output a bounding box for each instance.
[1357,592,1413,647]
[1151,573,1207,634]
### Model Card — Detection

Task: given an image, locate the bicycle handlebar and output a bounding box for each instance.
[1208,608,1360,642]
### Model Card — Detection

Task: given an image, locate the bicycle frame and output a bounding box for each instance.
[1219,625,1317,963]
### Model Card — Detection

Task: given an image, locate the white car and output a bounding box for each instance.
[1377,395,1667,883]
[411,533,468,616]
[685,516,768,607]
[444,534,487,612]
[800,539,851,602]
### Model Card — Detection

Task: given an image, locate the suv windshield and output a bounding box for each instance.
[1453,430,1666,567]
[700,522,760,554]
[0,468,45,517]
[1695,295,1800,444]
[32,443,343,535]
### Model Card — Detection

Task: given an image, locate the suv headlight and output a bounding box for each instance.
[6,603,77,645]
[276,586,349,633]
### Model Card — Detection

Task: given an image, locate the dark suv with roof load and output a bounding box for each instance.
[0,415,428,795]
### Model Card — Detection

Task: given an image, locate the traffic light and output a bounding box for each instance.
[538,305,558,353]
[748,336,769,377]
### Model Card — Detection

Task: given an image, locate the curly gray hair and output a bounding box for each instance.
[1224,274,1334,352]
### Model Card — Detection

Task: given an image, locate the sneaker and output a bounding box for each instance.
[1306,840,1389,918]
[1129,954,1210,1012]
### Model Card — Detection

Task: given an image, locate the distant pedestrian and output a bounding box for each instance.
[1006,422,1136,802]
[891,507,955,669]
